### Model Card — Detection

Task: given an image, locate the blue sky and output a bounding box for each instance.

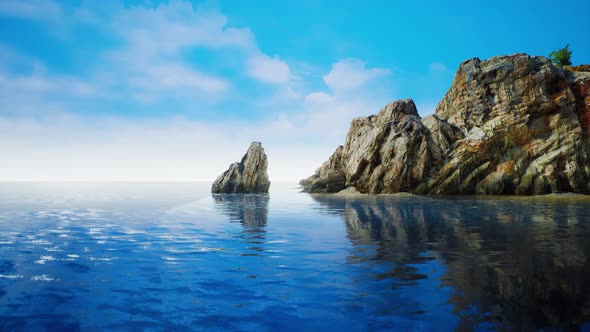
[1,0,588,181]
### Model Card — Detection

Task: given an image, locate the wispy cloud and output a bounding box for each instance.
[0,0,62,21]
[428,62,447,73]
[0,1,295,106]
[323,58,391,93]
[99,1,296,101]
[112,1,255,55]
[0,73,96,97]
[296,58,393,138]
[102,1,255,101]
[247,53,292,84]
[127,63,229,100]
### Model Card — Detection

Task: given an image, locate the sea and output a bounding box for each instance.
[0,182,589,331]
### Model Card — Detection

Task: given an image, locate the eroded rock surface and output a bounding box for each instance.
[301,54,590,195]
[212,142,270,193]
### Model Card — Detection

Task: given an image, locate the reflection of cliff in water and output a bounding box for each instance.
[212,194,269,227]
[310,194,590,330]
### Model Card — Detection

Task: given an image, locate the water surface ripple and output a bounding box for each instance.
[0,182,589,331]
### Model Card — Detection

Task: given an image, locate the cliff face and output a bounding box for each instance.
[301,54,590,195]
[212,142,271,193]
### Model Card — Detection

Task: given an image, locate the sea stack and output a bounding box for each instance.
[211,142,271,194]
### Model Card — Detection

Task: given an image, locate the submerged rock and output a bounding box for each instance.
[301,54,590,195]
[211,142,271,193]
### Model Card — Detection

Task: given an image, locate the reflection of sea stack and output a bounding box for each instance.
[212,194,269,227]
[211,142,271,193]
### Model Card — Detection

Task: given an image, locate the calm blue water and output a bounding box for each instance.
[1,182,590,331]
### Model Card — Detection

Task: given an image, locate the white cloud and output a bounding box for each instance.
[0,1,294,103]
[0,74,96,97]
[113,1,255,56]
[247,53,291,84]
[323,58,390,93]
[284,58,395,140]
[0,45,101,117]
[96,0,293,101]
[0,0,62,21]
[298,90,391,140]
[99,2,251,100]
[0,71,98,114]
[428,62,447,73]
[129,63,228,95]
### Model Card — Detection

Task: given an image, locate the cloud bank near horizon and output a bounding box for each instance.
[0,0,449,181]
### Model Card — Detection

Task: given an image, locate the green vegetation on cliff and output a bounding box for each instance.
[549,44,572,66]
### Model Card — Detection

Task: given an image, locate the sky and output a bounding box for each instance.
[1,0,589,181]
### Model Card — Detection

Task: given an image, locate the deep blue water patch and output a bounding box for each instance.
[0,183,589,331]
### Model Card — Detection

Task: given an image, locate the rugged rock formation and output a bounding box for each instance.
[301,54,590,195]
[212,142,270,193]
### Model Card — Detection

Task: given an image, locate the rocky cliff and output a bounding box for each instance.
[212,142,271,193]
[301,54,590,195]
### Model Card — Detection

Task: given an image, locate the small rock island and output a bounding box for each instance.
[211,142,271,194]
[301,54,590,195]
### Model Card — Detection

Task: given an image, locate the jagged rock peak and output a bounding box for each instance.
[301,53,590,195]
[301,98,436,194]
[211,141,271,194]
